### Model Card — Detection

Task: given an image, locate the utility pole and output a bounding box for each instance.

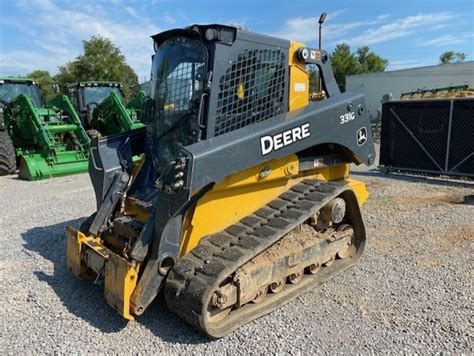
[318,12,327,91]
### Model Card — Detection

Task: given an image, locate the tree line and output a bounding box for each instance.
[27,36,139,102]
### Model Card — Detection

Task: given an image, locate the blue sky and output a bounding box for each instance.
[0,0,473,80]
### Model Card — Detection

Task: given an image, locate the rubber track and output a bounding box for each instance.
[0,131,16,175]
[165,179,363,337]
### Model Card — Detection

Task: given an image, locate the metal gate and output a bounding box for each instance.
[379,97,474,178]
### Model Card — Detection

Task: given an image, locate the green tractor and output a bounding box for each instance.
[0,78,90,180]
[0,78,41,175]
[67,81,146,138]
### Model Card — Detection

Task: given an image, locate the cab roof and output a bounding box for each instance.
[0,77,36,84]
[67,81,122,89]
[151,23,289,49]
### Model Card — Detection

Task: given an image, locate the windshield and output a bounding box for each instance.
[84,86,122,106]
[148,36,208,168]
[0,83,42,107]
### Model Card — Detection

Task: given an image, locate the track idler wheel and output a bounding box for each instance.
[252,286,268,303]
[306,263,321,274]
[336,224,355,259]
[208,292,232,323]
[269,279,286,294]
[288,270,304,284]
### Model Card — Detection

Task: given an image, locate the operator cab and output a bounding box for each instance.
[146,24,289,170]
[0,78,42,108]
[0,78,43,130]
[68,81,124,127]
[147,35,208,167]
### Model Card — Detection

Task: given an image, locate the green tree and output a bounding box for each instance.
[356,46,388,73]
[308,65,320,93]
[27,70,56,102]
[330,44,388,91]
[56,36,139,99]
[330,44,359,91]
[439,51,467,64]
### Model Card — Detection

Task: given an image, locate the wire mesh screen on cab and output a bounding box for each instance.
[214,49,286,136]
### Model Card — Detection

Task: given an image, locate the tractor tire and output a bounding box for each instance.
[0,131,16,176]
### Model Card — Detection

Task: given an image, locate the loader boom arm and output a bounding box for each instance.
[91,91,145,136]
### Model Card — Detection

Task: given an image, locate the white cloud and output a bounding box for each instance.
[417,32,474,47]
[274,16,357,42]
[275,11,461,48]
[163,12,176,25]
[376,14,390,21]
[3,0,161,79]
[337,12,458,46]
[274,10,386,44]
[0,50,73,73]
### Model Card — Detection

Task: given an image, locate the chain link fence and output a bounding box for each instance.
[379,98,473,179]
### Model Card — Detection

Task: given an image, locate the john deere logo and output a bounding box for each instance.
[357,127,368,146]
[260,123,311,156]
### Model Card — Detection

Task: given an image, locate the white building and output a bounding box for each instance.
[346,61,474,121]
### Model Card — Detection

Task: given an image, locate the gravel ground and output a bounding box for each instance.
[0,167,472,353]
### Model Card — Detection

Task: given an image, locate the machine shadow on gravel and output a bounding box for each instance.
[21,217,211,344]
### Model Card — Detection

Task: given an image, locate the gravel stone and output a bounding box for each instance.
[0,164,472,353]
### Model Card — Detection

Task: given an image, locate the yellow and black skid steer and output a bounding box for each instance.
[66,24,376,337]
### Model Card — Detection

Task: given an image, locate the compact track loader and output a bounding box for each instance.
[0,78,90,180]
[67,24,375,337]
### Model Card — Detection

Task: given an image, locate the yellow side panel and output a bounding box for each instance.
[289,41,309,112]
[300,163,349,182]
[346,178,369,206]
[180,155,300,255]
[104,253,139,321]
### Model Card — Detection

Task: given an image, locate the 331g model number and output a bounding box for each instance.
[340,111,355,125]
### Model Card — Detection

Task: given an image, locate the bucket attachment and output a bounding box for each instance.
[19,151,89,181]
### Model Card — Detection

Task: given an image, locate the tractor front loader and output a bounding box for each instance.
[66,24,375,337]
[3,93,90,180]
[68,82,146,138]
[90,91,146,137]
[126,90,148,116]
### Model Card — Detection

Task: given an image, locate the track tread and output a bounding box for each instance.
[165,180,362,338]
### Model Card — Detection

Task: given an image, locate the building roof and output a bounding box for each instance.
[347,60,474,79]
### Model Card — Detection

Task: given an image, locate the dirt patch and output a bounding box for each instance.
[417,257,440,268]
[439,225,474,249]
[394,191,464,207]
[365,180,390,189]
[372,238,396,254]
